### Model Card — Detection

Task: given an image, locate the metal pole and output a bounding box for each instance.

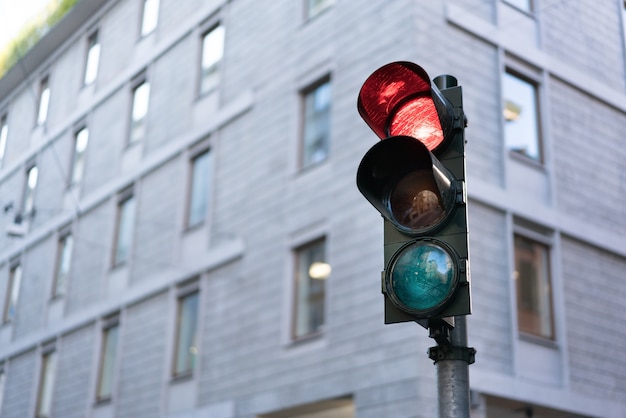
[428,317,475,418]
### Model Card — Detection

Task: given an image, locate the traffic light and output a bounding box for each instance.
[356,62,470,327]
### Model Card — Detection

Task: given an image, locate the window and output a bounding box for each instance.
[140,0,159,36]
[502,71,541,162]
[0,114,7,167]
[301,79,332,168]
[37,77,50,126]
[199,24,225,95]
[306,0,335,19]
[52,232,73,298]
[112,192,135,266]
[129,80,150,143]
[22,164,38,216]
[70,127,89,184]
[293,239,329,339]
[36,347,57,418]
[2,264,22,323]
[173,288,199,377]
[186,150,211,228]
[0,364,5,414]
[84,31,101,85]
[503,0,532,13]
[514,234,554,340]
[96,317,119,402]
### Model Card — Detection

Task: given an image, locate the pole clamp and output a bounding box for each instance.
[428,345,476,365]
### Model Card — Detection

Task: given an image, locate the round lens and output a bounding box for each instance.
[388,241,457,315]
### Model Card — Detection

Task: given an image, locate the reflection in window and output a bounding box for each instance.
[37,77,50,126]
[52,234,73,298]
[113,194,135,266]
[503,71,541,161]
[23,165,38,216]
[302,79,331,168]
[0,115,7,167]
[141,0,159,36]
[36,348,57,418]
[200,25,225,95]
[293,239,329,339]
[173,291,199,377]
[187,150,211,228]
[2,264,22,323]
[307,0,334,18]
[84,32,100,85]
[96,320,119,402]
[514,235,554,340]
[130,81,150,143]
[71,128,89,184]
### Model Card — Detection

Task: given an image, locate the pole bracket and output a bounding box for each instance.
[428,345,476,365]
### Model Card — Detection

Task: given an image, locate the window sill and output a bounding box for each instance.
[508,150,545,171]
[171,370,194,383]
[518,331,557,348]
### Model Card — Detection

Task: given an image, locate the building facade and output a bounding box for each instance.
[0,0,625,417]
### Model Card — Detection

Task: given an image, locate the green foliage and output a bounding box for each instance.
[0,0,79,79]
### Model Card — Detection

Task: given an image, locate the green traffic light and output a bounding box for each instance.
[387,240,458,315]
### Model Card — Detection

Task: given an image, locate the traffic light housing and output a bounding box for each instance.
[356,62,470,327]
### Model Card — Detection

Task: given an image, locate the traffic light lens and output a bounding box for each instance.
[388,241,457,314]
[388,96,444,151]
[390,169,445,231]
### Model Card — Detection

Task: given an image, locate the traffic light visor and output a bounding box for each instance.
[357,62,454,153]
[356,136,456,235]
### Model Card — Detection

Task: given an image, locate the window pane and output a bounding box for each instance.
[200,25,225,95]
[173,292,199,376]
[514,235,554,339]
[187,150,211,227]
[0,115,8,166]
[141,0,159,36]
[23,166,39,215]
[294,240,328,339]
[84,33,100,85]
[3,265,22,323]
[302,80,331,167]
[37,79,50,125]
[0,366,5,414]
[53,235,73,297]
[130,82,150,143]
[71,128,89,184]
[37,351,57,417]
[113,196,135,265]
[97,324,119,401]
[503,72,540,161]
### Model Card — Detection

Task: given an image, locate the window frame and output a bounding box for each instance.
[112,188,136,267]
[300,77,332,169]
[22,162,39,218]
[36,76,50,126]
[140,0,160,37]
[51,227,73,299]
[292,238,328,341]
[502,66,543,164]
[70,126,89,185]
[513,228,556,341]
[83,30,101,86]
[185,147,212,229]
[95,315,120,403]
[35,344,57,418]
[2,262,22,324]
[0,113,8,167]
[128,75,150,145]
[198,23,225,96]
[305,0,335,20]
[172,281,200,379]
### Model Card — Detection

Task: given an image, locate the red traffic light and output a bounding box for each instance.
[357,61,454,153]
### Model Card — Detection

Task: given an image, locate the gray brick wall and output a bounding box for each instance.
[52,325,96,418]
[562,237,626,401]
[0,349,36,418]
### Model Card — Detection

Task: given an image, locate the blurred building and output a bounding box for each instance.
[0,0,625,417]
